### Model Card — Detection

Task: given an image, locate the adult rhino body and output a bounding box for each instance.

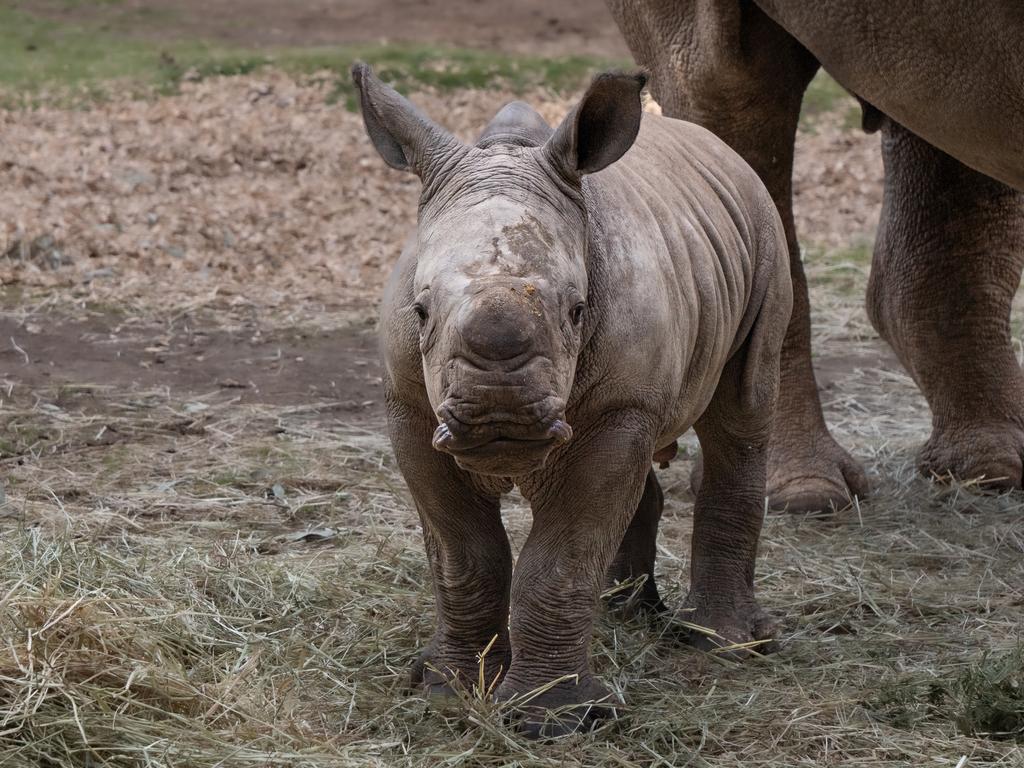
[353,65,792,735]
[607,0,1024,508]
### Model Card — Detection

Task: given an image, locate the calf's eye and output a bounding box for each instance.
[412,303,428,325]
[570,302,585,326]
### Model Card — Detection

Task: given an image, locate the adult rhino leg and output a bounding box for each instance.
[388,399,512,698]
[867,120,1024,489]
[604,469,667,615]
[606,0,868,511]
[498,413,653,738]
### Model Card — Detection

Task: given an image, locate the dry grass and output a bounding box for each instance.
[0,71,880,329]
[1,373,1023,766]
[1,72,1023,767]
[0,72,579,330]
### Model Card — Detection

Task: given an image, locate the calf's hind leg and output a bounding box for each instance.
[678,242,789,653]
[605,469,667,614]
[682,350,778,655]
[867,119,1024,489]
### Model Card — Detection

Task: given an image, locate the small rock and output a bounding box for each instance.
[3,234,70,270]
[83,268,114,283]
[114,168,157,192]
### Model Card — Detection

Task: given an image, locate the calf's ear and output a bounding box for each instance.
[544,71,647,179]
[351,62,463,178]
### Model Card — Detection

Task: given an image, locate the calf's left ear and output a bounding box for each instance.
[544,71,647,179]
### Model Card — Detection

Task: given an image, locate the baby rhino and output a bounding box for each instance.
[353,64,793,737]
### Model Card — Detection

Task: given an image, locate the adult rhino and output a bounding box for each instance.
[352,63,792,735]
[606,0,1024,510]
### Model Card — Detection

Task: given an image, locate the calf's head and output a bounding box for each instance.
[353,64,645,475]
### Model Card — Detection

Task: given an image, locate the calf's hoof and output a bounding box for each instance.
[603,576,668,618]
[918,421,1024,490]
[410,643,510,700]
[674,593,779,660]
[496,675,619,738]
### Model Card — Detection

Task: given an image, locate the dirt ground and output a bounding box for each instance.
[0,312,381,410]
[2,6,1023,768]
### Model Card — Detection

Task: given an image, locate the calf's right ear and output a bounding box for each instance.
[351,62,463,178]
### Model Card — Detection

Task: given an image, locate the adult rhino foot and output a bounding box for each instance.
[766,432,869,513]
[918,420,1024,490]
[690,432,868,513]
[674,591,779,660]
[410,640,510,700]
[496,675,619,739]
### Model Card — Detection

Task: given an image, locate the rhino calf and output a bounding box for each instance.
[353,63,793,737]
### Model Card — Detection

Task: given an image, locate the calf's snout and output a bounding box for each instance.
[456,283,543,362]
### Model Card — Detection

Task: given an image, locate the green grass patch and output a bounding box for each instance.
[804,241,873,296]
[800,70,862,131]
[0,5,626,107]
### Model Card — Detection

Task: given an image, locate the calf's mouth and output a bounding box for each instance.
[430,409,573,475]
[431,418,572,453]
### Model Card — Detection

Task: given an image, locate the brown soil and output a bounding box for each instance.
[0,307,902,424]
[17,0,631,58]
[0,75,581,325]
[0,312,382,413]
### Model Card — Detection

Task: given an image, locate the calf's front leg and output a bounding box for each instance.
[500,412,653,738]
[389,400,513,697]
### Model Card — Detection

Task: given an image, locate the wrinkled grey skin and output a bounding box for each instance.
[757,1,1024,190]
[353,63,792,736]
[607,0,1024,507]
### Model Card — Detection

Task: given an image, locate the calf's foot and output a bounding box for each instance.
[675,588,778,658]
[496,675,618,738]
[410,638,510,699]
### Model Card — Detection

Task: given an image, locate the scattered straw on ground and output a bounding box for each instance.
[1,377,1023,766]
